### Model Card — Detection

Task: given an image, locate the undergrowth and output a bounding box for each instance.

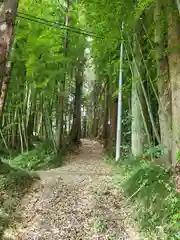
[0,140,66,238]
[0,162,35,239]
[8,142,64,171]
[0,140,65,238]
[108,157,180,239]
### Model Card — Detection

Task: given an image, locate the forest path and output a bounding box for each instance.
[13,139,140,240]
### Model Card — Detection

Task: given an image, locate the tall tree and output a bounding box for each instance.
[56,0,70,150]
[69,60,84,145]
[168,0,180,166]
[154,0,172,167]
[0,0,18,117]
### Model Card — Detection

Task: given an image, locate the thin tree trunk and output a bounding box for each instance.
[108,98,117,155]
[108,76,117,154]
[82,115,87,138]
[131,32,146,157]
[56,0,70,150]
[102,77,109,149]
[91,80,101,137]
[168,1,180,166]
[69,66,83,145]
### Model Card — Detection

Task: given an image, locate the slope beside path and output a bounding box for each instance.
[11,139,140,240]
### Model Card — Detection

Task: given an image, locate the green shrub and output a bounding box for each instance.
[113,159,180,239]
[9,142,62,171]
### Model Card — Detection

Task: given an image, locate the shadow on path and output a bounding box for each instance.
[0,162,35,240]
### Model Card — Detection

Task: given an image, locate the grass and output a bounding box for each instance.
[108,157,180,239]
[92,217,106,233]
[0,162,36,239]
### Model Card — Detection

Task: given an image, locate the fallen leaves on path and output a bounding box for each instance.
[12,140,140,240]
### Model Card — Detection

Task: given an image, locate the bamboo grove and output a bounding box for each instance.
[84,0,180,169]
[0,0,87,156]
[0,0,180,170]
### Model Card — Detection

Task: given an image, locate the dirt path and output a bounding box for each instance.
[12,139,140,240]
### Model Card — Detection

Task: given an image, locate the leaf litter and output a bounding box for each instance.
[12,139,141,240]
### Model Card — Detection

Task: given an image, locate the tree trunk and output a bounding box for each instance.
[0,0,18,119]
[27,99,36,149]
[107,75,117,155]
[82,116,87,138]
[91,80,101,138]
[108,98,117,155]
[102,78,109,149]
[69,66,83,145]
[168,1,180,166]
[56,0,70,150]
[154,0,172,168]
[131,34,146,157]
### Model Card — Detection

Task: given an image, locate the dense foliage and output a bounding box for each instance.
[112,159,180,239]
[0,0,179,239]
